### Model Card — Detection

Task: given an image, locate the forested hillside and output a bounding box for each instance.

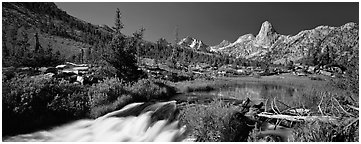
[2,2,240,68]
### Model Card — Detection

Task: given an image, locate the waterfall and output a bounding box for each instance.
[3,101,187,142]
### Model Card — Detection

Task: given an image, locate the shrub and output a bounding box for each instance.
[2,75,89,135]
[179,99,238,142]
[88,77,128,108]
[128,79,176,101]
[47,80,90,118]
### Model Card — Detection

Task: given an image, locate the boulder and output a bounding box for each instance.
[307,66,316,74]
[319,70,332,76]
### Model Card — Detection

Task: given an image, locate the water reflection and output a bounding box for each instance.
[174,82,301,106]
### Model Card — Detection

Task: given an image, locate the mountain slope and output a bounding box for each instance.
[270,22,358,64]
[209,21,358,66]
[2,2,113,65]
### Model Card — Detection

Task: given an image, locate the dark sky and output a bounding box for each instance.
[55,2,359,46]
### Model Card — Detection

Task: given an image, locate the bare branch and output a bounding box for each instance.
[343,117,359,130]
[318,96,324,116]
[264,98,268,112]
[271,99,280,114]
[347,104,359,111]
[273,97,282,114]
[332,97,354,117]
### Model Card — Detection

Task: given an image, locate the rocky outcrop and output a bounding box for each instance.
[210,40,231,50]
[210,21,279,58]
[178,36,209,52]
[253,21,279,48]
[271,22,358,64]
[210,21,358,66]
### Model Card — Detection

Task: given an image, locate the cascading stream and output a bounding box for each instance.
[3,101,187,142]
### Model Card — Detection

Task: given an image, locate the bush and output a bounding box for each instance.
[179,99,238,142]
[88,77,128,108]
[2,73,178,135]
[47,80,90,118]
[2,75,89,135]
[129,79,176,101]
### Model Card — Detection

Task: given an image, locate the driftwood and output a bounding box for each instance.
[332,97,355,117]
[347,104,359,111]
[318,96,324,116]
[257,112,341,125]
[273,98,282,114]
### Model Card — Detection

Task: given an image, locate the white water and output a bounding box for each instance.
[3,101,188,142]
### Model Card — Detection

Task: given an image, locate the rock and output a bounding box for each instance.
[319,70,332,76]
[228,111,256,141]
[56,64,67,69]
[307,66,316,73]
[254,21,279,48]
[178,36,209,52]
[76,76,84,84]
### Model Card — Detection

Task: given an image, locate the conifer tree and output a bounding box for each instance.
[104,8,143,81]
[113,8,124,34]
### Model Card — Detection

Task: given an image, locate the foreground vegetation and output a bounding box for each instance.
[2,75,176,136]
[176,76,358,142]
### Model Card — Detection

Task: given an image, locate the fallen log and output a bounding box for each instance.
[257,112,341,125]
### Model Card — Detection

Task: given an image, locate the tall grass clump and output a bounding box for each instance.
[289,120,358,142]
[179,99,240,142]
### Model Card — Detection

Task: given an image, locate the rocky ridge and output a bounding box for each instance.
[177,36,209,52]
[209,21,358,65]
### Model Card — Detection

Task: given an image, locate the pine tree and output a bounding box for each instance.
[104,8,143,81]
[113,8,124,34]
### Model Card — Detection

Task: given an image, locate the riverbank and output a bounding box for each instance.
[175,74,358,142]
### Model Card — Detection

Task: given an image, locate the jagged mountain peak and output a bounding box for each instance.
[259,21,276,34]
[178,36,209,52]
[209,21,358,64]
[254,21,279,48]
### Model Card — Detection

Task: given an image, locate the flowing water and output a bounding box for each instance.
[3,101,187,142]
